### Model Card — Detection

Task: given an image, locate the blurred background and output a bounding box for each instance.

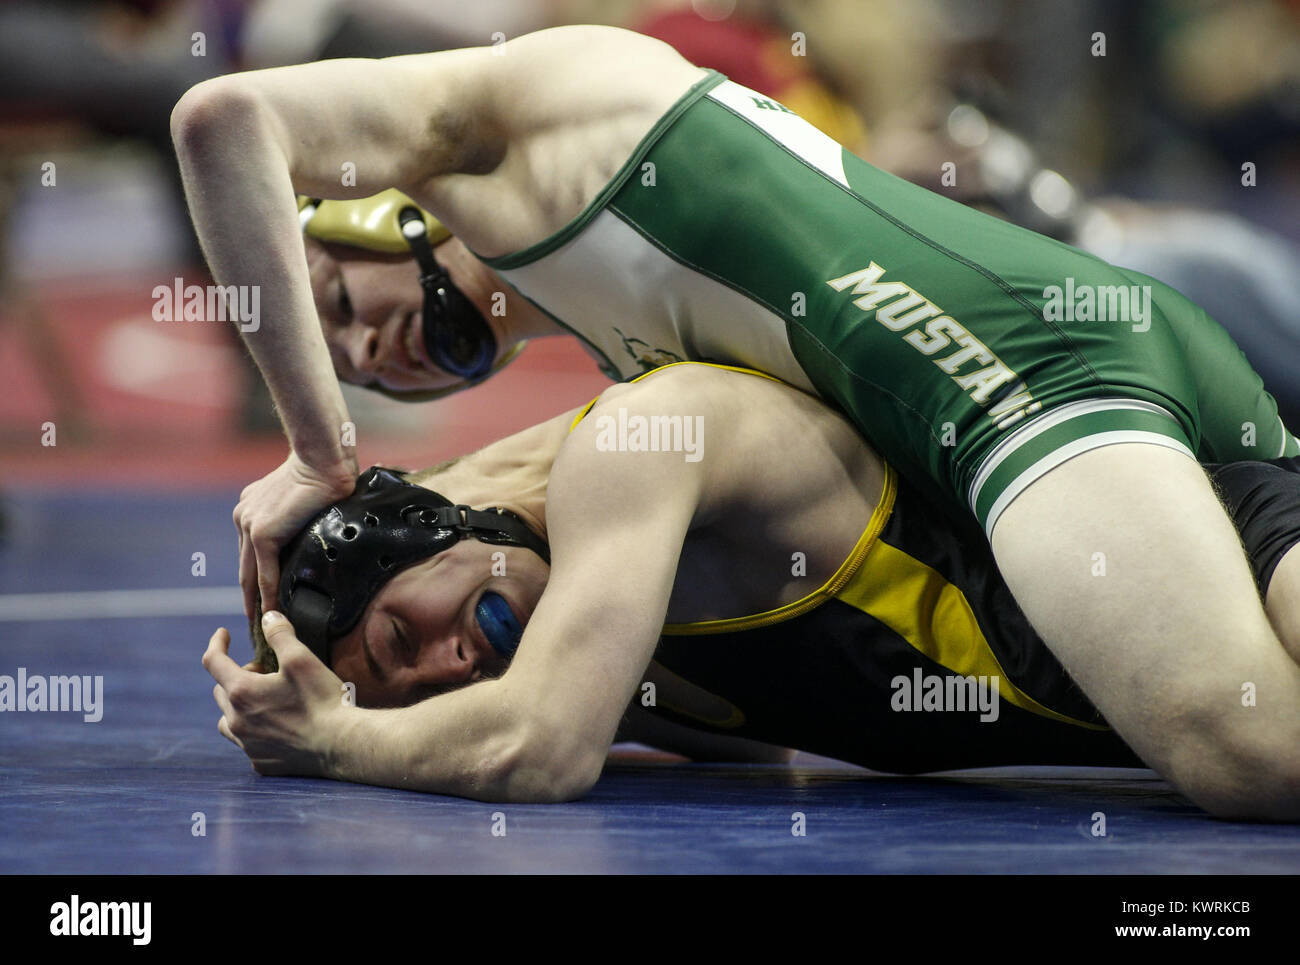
[2,1,1299,875]
[1,0,1298,540]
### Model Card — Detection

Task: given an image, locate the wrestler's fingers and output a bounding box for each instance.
[254,540,281,620]
[239,532,258,627]
[202,627,243,689]
[260,611,316,668]
[217,714,243,749]
[212,681,235,719]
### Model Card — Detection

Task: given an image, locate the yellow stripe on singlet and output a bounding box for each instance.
[572,359,897,634]
[574,360,1103,729]
[662,467,897,636]
[567,360,788,432]
[836,545,1107,730]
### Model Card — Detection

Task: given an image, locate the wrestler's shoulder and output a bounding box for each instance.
[557,362,841,475]
[543,368,721,544]
[482,26,704,110]
[552,365,741,477]
[498,24,687,64]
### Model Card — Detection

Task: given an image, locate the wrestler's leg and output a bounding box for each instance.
[1266,545,1300,666]
[990,443,1300,820]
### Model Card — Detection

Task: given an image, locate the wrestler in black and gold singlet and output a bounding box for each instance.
[574,364,1300,772]
[650,465,1145,773]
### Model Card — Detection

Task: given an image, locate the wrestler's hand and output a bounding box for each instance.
[234,450,357,625]
[204,612,352,777]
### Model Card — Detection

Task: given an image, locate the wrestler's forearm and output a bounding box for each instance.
[170,81,352,470]
[327,679,598,802]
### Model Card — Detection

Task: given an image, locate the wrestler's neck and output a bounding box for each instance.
[451,243,565,342]
[423,411,571,541]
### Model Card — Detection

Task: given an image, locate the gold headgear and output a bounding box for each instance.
[297,190,525,402]
[297,189,451,252]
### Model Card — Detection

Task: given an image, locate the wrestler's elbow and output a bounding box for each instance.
[170,77,262,155]
[483,722,605,803]
[499,757,601,804]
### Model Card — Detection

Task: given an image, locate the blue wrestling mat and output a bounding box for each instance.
[3,489,1299,875]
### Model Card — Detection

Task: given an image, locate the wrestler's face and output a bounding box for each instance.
[305,236,479,395]
[326,540,549,708]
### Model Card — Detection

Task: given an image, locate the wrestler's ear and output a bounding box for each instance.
[260,611,321,671]
[248,597,279,673]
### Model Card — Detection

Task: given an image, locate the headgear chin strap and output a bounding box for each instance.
[395,206,497,380]
[278,466,550,666]
[298,190,501,386]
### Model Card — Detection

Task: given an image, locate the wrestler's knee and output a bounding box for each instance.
[1169,701,1300,821]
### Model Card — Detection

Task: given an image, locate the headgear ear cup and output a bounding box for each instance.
[424,282,497,379]
[397,207,497,380]
[249,598,277,673]
[277,466,550,665]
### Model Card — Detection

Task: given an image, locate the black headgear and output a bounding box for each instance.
[278,466,550,665]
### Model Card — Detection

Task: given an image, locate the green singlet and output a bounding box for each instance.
[481,70,1299,535]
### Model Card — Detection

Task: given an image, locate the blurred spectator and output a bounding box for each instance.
[1154,0,1300,161]
[1078,200,1300,430]
[240,0,552,66]
[2,0,1295,447]
[0,1,236,181]
[0,1,241,431]
[634,2,868,155]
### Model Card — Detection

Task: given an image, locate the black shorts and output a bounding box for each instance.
[647,458,1300,772]
[1207,456,1300,597]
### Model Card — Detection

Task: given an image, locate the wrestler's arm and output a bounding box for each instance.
[169,23,693,433]
[170,51,504,469]
[171,48,521,619]
[320,392,708,800]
